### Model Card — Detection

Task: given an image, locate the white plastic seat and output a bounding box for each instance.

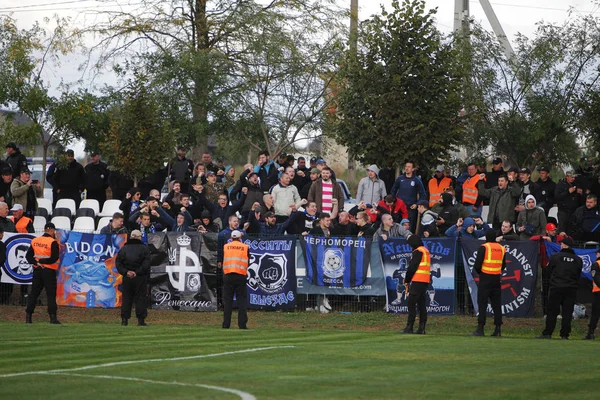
[79,199,100,216]
[37,198,53,216]
[98,199,122,217]
[95,216,112,234]
[55,198,77,217]
[33,216,46,232]
[548,206,558,222]
[51,216,72,231]
[73,217,95,233]
[481,205,489,222]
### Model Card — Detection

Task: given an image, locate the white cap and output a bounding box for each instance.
[130,230,142,238]
[231,230,242,239]
[10,204,23,211]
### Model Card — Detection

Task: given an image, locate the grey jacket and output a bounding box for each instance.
[373,223,412,241]
[477,180,521,223]
[356,176,387,205]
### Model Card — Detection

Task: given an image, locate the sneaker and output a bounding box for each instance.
[322,296,332,311]
[429,299,439,307]
[390,298,402,306]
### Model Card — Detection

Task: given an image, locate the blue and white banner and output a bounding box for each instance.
[297,236,386,296]
[461,240,538,318]
[545,242,595,280]
[244,237,296,310]
[0,233,38,284]
[379,237,455,315]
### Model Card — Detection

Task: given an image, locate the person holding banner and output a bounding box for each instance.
[25,222,61,324]
[116,230,151,326]
[222,230,250,329]
[471,229,507,337]
[584,249,600,340]
[536,237,582,340]
[400,235,431,334]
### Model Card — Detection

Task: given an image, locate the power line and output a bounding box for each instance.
[469,1,598,14]
[0,1,142,13]
[0,0,99,11]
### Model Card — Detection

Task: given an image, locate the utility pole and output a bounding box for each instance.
[347,0,358,182]
[454,0,514,60]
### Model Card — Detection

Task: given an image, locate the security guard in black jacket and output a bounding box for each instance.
[471,229,507,337]
[536,237,582,339]
[116,230,151,326]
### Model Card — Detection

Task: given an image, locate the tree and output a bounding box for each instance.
[81,0,345,156]
[331,0,465,171]
[99,75,176,186]
[459,15,600,169]
[0,16,84,189]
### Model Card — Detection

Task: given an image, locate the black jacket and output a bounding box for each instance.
[536,178,556,213]
[6,150,28,179]
[116,239,151,276]
[547,248,583,289]
[84,161,109,191]
[54,161,86,191]
[0,216,16,233]
[554,179,583,213]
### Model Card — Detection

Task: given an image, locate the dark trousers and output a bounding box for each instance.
[86,189,107,209]
[543,287,577,337]
[222,273,248,329]
[59,189,81,208]
[557,210,572,235]
[541,267,551,315]
[26,267,57,315]
[121,275,148,319]
[407,281,428,325]
[407,208,418,233]
[589,292,600,331]
[477,274,502,326]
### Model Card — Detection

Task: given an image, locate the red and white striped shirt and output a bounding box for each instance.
[321,180,333,213]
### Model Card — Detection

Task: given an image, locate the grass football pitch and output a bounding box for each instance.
[0,306,597,399]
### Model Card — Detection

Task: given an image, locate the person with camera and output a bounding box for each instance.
[10,168,41,217]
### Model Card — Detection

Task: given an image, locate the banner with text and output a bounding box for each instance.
[545,242,596,280]
[379,237,455,315]
[57,231,126,308]
[244,236,297,310]
[150,232,217,312]
[0,232,39,285]
[298,236,386,295]
[461,240,538,318]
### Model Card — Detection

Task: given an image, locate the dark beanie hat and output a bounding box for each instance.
[441,192,453,205]
[485,229,497,242]
[407,235,423,249]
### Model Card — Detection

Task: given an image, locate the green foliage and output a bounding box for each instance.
[83,0,346,156]
[460,15,600,169]
[332,0,465,170]
[99,76,176,185]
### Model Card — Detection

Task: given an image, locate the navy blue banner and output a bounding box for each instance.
[379,237,455,315]
[244,237,296,310]
[461,240,538,318]
[301,235,370,287]
[297,237,386,296]
[545,242,595,280]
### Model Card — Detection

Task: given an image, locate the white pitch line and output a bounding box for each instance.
[46,372,257,400]
[0,346,295,378]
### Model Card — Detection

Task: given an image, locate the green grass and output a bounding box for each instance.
[0,306,597,399]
